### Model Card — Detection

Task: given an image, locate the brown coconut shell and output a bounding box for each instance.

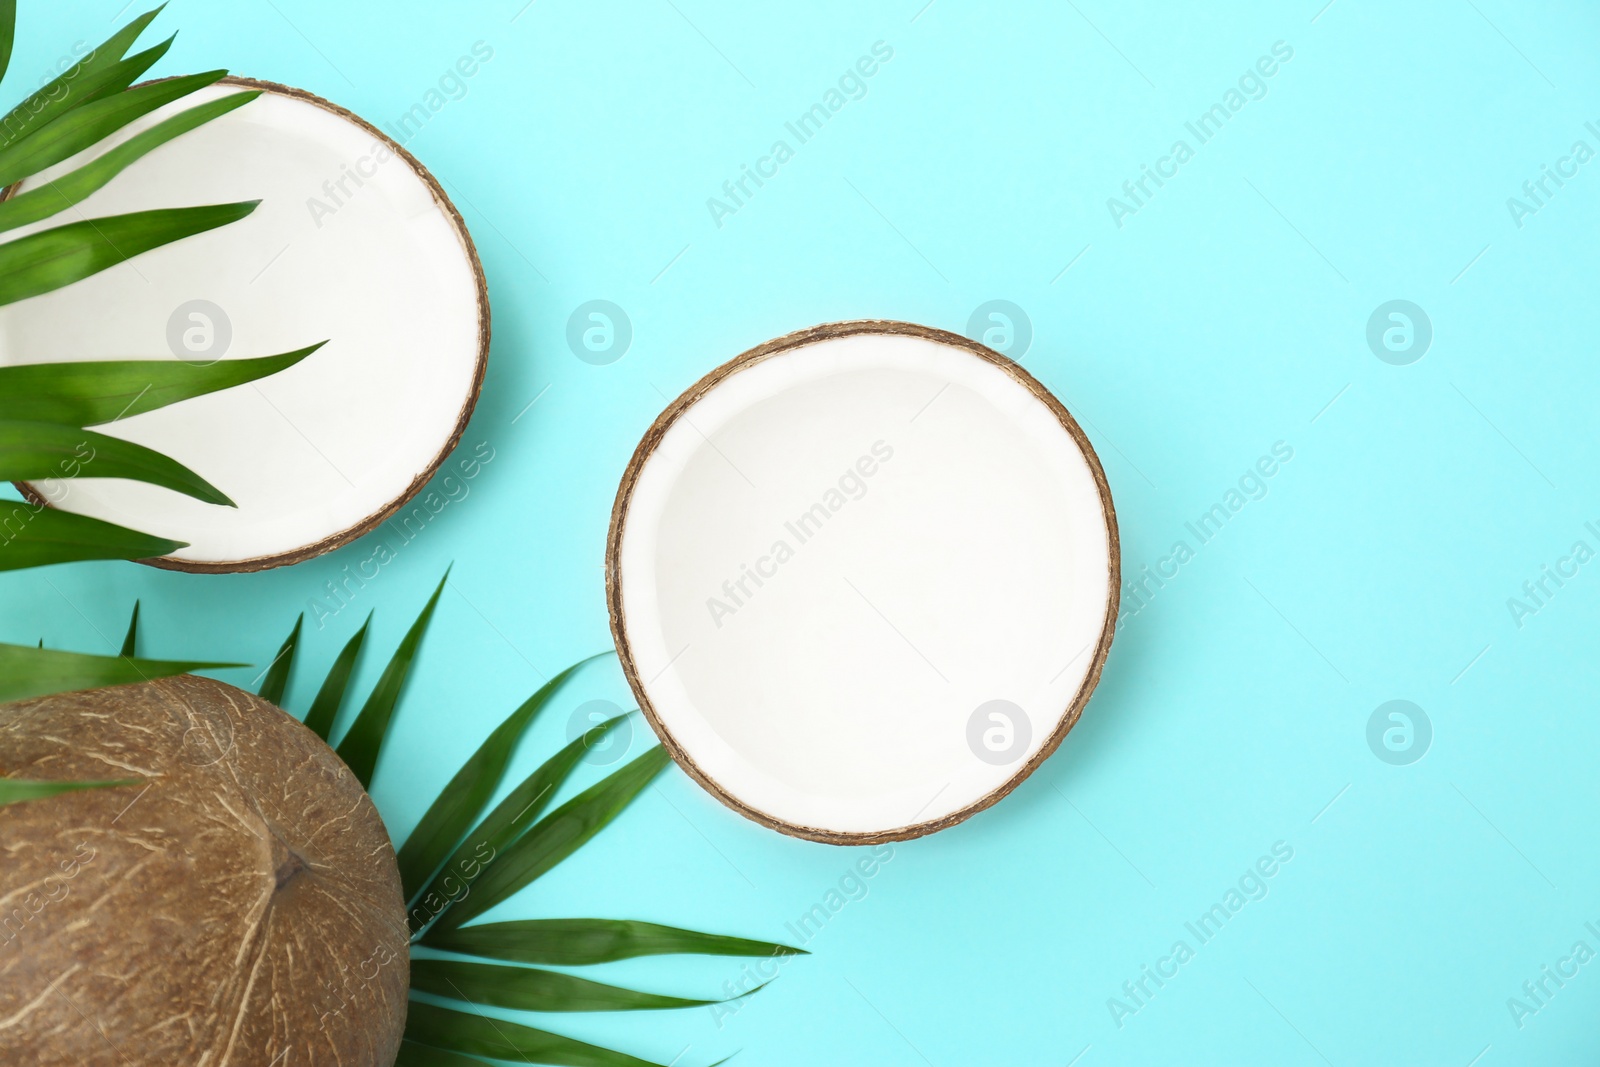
[0,676,408,1066]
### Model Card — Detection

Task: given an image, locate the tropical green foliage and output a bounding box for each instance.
[0,4,319,707]
[5,576,806,1058]
[0,641,240,705]
[261,576,804,1067]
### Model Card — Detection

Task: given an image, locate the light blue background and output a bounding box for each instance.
[5,1,1600,1063]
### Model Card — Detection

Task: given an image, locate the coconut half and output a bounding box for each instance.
[0,78,488,572]
[0,676,409,1065]
[607,321,1119,844]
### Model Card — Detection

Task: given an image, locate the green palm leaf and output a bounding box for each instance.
[0,6,164,148]
[120,600,139,657]
[427,748,671,935]
[0,777,139,807]
[0,642,240,703]
[396,654,608,900]
[0,201,259,307]
[0,33,178,154]
[410,959,725,1013]
[335,571,448,786]
[257,614,301,706]
[411,714,630,935]
[0,344,323,426]
[423,920,804,967]
[0,505,185,571]
[0,69,227,187]
[49,35,172,111]
[0,95,257,234]
[395,1042,486,1067]
[0,0,14,86]
[403,1002,675,1067]
[0,419,232,505]
[303,612,370,742]
[0,90,262,234]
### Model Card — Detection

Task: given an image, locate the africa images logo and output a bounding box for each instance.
[705,41,895,229]
[1106,41,1294,229]
[1106,841,1296,1029]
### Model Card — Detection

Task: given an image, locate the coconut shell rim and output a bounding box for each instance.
[604,318,1122,846]
[4,75,492,574]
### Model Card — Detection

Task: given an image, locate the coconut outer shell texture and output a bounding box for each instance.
[0,676,408,1066]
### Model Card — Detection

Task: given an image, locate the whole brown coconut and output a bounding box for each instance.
[0,675,409,1066]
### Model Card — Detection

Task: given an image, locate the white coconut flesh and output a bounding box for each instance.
[610,327,1116,841]
[0,81,484,569]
